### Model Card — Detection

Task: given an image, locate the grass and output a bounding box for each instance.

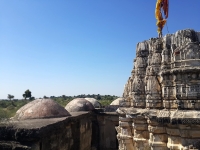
[53,98,72,107]
[0,100,29,119]
[99,99,114,107]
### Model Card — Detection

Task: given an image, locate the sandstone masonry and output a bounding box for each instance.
[0,111,119,150]
[118,29,200,150]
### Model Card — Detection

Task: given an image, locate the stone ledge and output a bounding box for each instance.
[117,107,200,124]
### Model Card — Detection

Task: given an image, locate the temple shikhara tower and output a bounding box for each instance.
[117,29,200,150]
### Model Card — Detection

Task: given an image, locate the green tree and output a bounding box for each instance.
[7,94,14,100]
[97,94,101,100]
[62,95,66,99]
[30,97,35,100]
[23,89,32,100]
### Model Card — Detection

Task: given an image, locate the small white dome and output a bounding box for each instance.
[110,98,125,105]
[85,98,102,108]
[65,98,95,112]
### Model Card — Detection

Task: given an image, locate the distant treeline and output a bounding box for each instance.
[0,94,119,118]
[49,94,119,101]
[1,94,119,101]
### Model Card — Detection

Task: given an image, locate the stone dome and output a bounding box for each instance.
[110,98,125,105]
[14,99,71,120]
[65,98,95,112]
[85,98,102,108]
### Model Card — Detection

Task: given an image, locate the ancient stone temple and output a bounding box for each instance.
[118,29,200,150]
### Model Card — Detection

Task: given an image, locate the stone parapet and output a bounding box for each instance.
[0,111,119,150]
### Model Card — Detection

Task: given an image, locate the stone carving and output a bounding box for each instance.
[120,29,200,150]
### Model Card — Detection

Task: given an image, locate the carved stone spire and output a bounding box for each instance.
[119,29,200,150]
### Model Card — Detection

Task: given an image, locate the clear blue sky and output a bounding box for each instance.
[0,0,200,99]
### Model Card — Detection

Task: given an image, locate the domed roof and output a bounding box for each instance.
[85,98,102,108]
[14,99,71,120]
[65,98,95,112]
[110,97,125,105]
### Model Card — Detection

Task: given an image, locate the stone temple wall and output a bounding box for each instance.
[0,111,119,150]
[118,29,200,150]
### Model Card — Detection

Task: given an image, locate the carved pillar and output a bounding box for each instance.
[117,117,134,150]
[132,116,149,150]
[146,39,163,109]
[132,41,149,108]
[161,48,171,71]
[161,73,176,109]
[166,124,181,150]
[148,118,168,150]
[146,67,162,109]
[116,126,123,150]
[132,67,146,108]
